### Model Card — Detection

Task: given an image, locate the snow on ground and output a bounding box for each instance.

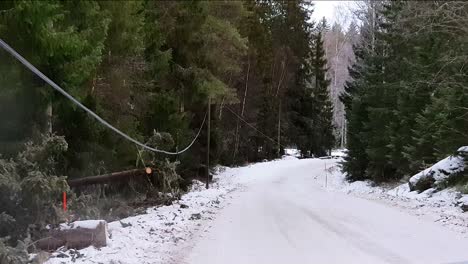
[458,146,468,153]
[45,153,468,263]
[331,148,347,158]
[284,148,300,157]
[44,158,304,264]
[185,157,468,264]
[325,162,468,235]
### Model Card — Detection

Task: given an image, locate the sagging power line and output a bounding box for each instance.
[0,38,206,155]
[225,106,287,150]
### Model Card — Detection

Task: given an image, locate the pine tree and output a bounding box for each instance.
[311,18,334,156]
[340,2,383,181]
[340,42,370,181]
[363,1,404,181]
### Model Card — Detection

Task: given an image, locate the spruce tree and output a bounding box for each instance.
[340,43,370,181]
[340,4,383,181]
[311,18,334,156]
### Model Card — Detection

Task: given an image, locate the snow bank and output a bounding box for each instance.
[46,176,239,263]
[341,180,384,195]
[457,146,468,153]
[409,155,465,191]
[325,164,383,195]
[331,149,347,158]
[284,148,300,157]
[323,161,468,235]
[459,195,468,212]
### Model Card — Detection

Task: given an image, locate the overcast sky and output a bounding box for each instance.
[310,1,356,28]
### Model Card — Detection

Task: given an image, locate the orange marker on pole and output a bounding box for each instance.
[63,191,67,212]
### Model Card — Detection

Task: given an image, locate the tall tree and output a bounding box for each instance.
[311,18,334,156]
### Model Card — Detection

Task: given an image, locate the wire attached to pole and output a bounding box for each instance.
[225,106,287,149]
[0,38,206,155]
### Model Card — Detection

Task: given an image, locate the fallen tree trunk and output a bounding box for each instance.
[36,220,107,251]
[68,169,147,187]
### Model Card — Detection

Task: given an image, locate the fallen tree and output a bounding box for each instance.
[68,169,150,187]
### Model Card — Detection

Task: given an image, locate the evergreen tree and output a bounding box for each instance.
[340,3,383,181]
[311,18,334,156]
[340,42,370,181]
[343,1,468,182]
[363,1,402,181]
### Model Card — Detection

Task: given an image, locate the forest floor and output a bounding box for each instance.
[44,155,468,264]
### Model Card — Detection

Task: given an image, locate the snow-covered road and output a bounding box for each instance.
[183,159,468,264]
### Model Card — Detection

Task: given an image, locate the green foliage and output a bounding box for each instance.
[0,134,69,244]
[138,132,182,195]
[0,237,29,264]
[311,19,335,156]
[342,1,468,182]
[0,0,339,253]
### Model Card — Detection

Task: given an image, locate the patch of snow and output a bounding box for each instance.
[459,195,468,205]
[321,162,468,235]
[59,220,105,230]
[337,182,468,235]
[458,195,468,212]
[457,146,468,153]
[341,180,384,195]
[284,148,300,157]
[331,148,347,157]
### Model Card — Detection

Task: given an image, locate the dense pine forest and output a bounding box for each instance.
[1,0,468,260]
[0,0,335,254]
[341,1,468,182]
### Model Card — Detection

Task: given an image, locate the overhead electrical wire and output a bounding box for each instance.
[225,106,287,149]
[0,38,206,155]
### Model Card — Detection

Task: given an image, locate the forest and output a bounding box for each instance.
[341,1,468,182]
[0,0,334,256]
[1,0,468,261]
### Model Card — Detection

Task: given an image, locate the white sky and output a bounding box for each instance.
[310,1,356,28]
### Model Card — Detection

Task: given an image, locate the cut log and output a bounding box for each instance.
[68,169,148,187]
[36,220,107,251]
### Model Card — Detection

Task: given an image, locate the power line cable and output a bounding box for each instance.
[0,38,206,155]
[225,106,287,149]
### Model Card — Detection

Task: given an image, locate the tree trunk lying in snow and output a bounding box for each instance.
[36,220,107,251]
[68,169,147,187]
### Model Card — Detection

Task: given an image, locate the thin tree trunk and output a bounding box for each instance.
[46,102,52,134]
[275,58,287,97]
[233,55,251,163]
[241,56,250,116]
[277,100,281,157]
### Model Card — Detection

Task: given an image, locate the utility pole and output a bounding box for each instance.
[277,100,281,158]
[206,96,211,189]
